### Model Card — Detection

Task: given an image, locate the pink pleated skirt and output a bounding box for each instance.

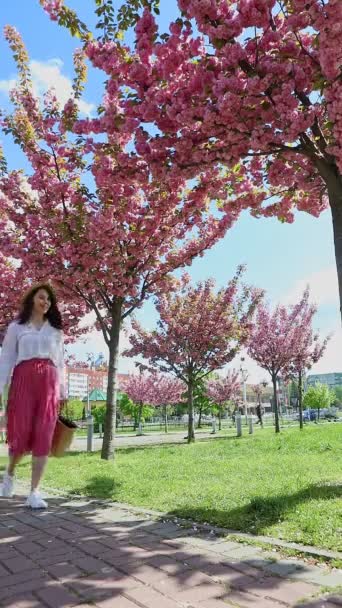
[7,358,59,457]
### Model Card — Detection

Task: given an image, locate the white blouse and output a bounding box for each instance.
[0,320,65,398]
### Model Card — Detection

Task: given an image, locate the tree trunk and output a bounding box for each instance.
[257,398,263,427]
[198,404,203,429]
[298,369,304,430]
[187,382,195,443]
[101,299,123,461]
[164,404,168,433]
[272,373,280,434]
[218,409,222,431]
[329,186,342,322]
[137,402,143,433]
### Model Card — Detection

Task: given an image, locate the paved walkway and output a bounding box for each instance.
[0,431,225,457]
[71,430,225,451]
[0,492,341,608]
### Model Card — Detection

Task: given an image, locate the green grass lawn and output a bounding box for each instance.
[1,424,341,552]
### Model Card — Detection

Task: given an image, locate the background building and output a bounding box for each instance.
[307,373,342,389]
[66,366,128,399]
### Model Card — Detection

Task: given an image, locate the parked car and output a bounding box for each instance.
[296,409,317,422]
[320,408,338,421]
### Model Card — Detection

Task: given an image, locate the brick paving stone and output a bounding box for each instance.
[198,564,256,589]
[262,580,319,605]
[146,554,193,576]
[34,537,70,551]
[74,540,114,557]
[220,590,285,608]
[96,536,132,550]
[4,555,38,574]
[12,540,44,556]
[98,547,159,568]
[126,585,184,608]
[291,569,342,588]
[173,582,225,603]
[117,563,170,585]
[0,563,9,576]
[1,522,35,535]
[220,545,264,560]
[0,574,51,602]
[192,599,248,608]
[0,547,23,560]
[44,560,85,580]
[53,527,83,541]
[222,574,316,604]
[208,542,244,556]
[72,555,114,575]
[259,559,305,578]
[0,567,44,590]
[95,596,143,608]
[0,594,38,608]
[54,522,96,536]
[35,584,81,608]
[33,549,87,567]
[68,571,143,602]
[220,559,267,579]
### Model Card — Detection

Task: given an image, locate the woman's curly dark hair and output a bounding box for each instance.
[18,283,63,330]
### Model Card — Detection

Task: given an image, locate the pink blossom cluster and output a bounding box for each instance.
[53,0,341,226]
[39,0,63,21]
[206,370,241,407]
[0,19,244,342]
[247,289,328,381]
[124,268,262,385]
[122,373,184,406]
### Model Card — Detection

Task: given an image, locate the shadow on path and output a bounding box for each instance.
[0,485,341,608]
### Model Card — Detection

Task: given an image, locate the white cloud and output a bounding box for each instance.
[310,325,342,374]
[0,78,16,94]
[0,58,94,116]
[281,266,341,375]
[282,265,339,308]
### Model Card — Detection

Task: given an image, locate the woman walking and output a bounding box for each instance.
[0,284,65,509]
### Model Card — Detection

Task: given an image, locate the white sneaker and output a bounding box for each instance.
[0,472,14,498]
[25,490,48,510]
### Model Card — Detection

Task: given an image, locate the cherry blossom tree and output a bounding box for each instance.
[136,1,342,320]
[251,383,268,427]
[0,256,22,342]
[247,289,323,433]
[148,375,185,433]
[42,0,342,318]
[0,28,240,460]
[206,370,240,430]
[124,268,262,442]
[283,298,329,429]
[121,372,156,432]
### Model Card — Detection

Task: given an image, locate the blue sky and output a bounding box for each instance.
[0,1,340,380]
